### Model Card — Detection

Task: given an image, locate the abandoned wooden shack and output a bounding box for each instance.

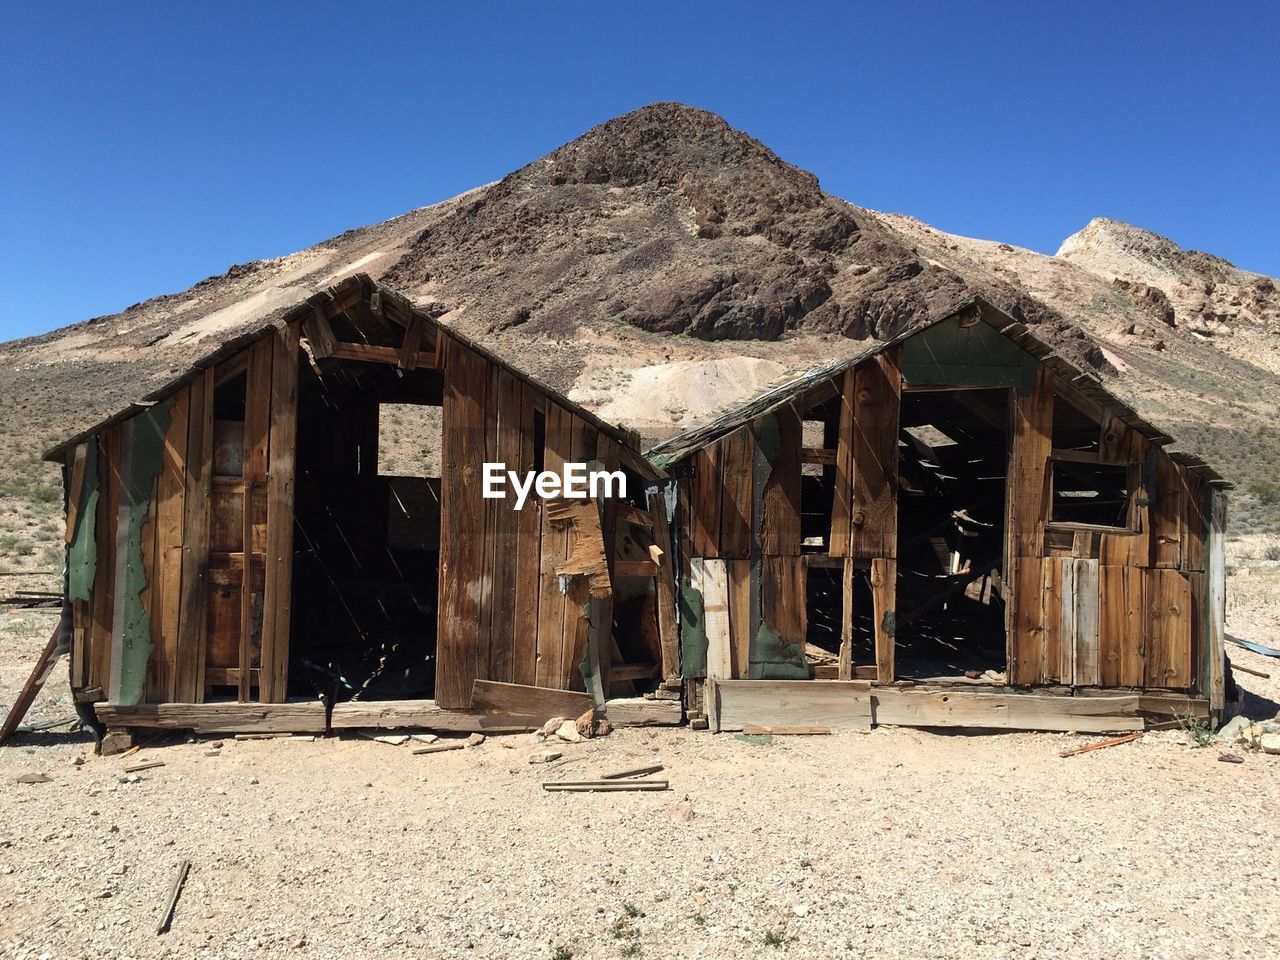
[44,274,682,740]
[648,296,1230,733]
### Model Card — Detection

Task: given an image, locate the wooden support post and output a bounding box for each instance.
[872,558,895,682]
[838,557,853,681]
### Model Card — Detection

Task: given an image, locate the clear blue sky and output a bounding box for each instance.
[2,2,1276,340]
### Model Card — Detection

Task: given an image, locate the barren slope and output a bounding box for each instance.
[0,102,1277,576]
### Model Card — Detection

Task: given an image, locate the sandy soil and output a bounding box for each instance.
[3,587,1280,960]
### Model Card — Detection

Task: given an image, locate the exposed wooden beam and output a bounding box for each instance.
[329,342,437,367]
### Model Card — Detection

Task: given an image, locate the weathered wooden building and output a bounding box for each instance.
[44,275,679,739]
[648,297,1229,732]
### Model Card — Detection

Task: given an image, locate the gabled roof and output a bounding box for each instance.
[647,296,1229,487]
[44,274,660,479]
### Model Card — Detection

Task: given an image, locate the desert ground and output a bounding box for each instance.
[3,558,1279,960]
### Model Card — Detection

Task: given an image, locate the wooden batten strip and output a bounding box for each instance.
[534,404,573,689]
[829,367,855,557]
[646,489,681,679]
[174,373,214,703]
[511,379,543,686]
[259,323,299,703]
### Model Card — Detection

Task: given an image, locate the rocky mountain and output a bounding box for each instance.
[1,103,1277,515]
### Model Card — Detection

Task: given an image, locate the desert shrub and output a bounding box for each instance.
[1250,480,1280,506]
[1265,545,1280,562]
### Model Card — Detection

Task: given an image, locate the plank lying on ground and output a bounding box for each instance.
[543,779,669,792]
[871,688,1145,733]
[600,763,664,780]
[712,680,873,732]
[124,760,166,773]
[156,860,191,935]
[413,742,465,755]
[471,680,593,719]
[0,625,63,745]
[1059,732,1144,758]
[741,725,832,736]
[1231,662,1271,679]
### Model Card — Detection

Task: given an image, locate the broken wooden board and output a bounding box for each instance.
[871,688,1144,733]
[711,679,872,732]
[0,625,64,745]
[470,680,593,719]
[604,696,683,726]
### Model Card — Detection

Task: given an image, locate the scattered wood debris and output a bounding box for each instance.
[1059,732,1143,758]
[1231,662,1271,679]
[600,763,664,780]
[156,860,191,934]
[543,779,668,792]
[742,725,831,736]
[412,742,465,755]
[124,760,165,774]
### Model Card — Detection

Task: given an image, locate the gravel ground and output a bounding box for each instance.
[3,596,1280,959]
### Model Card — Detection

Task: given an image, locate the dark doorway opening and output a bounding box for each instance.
[894,388,1011,681]
[289,356,444,704]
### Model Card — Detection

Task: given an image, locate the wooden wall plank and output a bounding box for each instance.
[174,371,214,703]
[436,336,490,707]
[756,556,807,678]
[851,350,902,559]
[690,443,722,559]
[1145,568,1192,688]
[148,387,188,703]
[726,558,752,679]
[1073,559,1100,686]
[558,415,591,689]
[1009,557,1045,685]
[1181,472,1207,573]
[238,339,272,703]
[478,364,504,684]
[759,407,802,555]
[838,557,854,680]
[718,428,754,559]
[646,489,681,680]
[700,558,732,679]
[259,324,299,703]
[1205,491,1226,712]
[511,380,543,686]
[1041,558,1068,684]
[1099,564,1145,687]
[829,368,856,557]
[534,404,573,689]
[1149,450,1183,568]
[1009,367,1053,559]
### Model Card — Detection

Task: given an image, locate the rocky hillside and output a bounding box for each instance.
[1,102,1277,573]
